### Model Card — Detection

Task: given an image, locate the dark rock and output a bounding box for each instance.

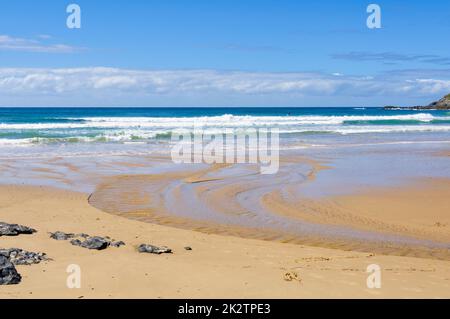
[0,222,36,237]
[49,231,75,241]
[70,239,82,246]
[0,255,21,285]
[51,231,124,250]
[138,244,172,254]
[111,241,125,248]
[184,246,192,251]
[71,236,110,250]
[0,248,49,266]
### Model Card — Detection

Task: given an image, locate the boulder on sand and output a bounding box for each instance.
[0,255,21,285]
[138,244,172,254]
[70,236,110,250]
[0,248,49,266]
[0,222,36,237]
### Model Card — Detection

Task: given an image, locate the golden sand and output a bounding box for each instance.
[0,182,449,298]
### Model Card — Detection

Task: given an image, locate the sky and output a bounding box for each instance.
[0,0,450,107]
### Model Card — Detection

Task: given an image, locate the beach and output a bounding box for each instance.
[2,0,450,304]
[0,184,449,298]
[0,107,450,298]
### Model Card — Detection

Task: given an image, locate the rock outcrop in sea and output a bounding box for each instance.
[384,93,450,110]
[428,94,450,109]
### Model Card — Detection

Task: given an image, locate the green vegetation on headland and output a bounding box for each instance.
[384,93,450,110]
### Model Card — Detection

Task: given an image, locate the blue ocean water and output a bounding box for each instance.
[0,107,449,157]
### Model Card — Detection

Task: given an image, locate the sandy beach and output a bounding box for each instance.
[1,179,449,299]
[2,0,450,303]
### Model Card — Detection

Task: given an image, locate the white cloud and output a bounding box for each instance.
[0,67,449,106]
[408,79,450,94]
[0,35,79,53]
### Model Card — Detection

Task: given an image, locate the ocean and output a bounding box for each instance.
[1,107,450,154]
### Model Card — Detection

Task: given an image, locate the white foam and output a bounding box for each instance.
[0,113,450,148]
[0,138,35,146]
[0,113,440,130]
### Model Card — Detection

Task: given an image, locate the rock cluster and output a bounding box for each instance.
[138,244,172,254]
[0,222,45,285]
[0,248,48,285]
[0,222,36,237]
[0,256,21,285]
[0,248,49,265]
[49,231,125,250]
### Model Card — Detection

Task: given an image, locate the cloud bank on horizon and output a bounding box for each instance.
[1,67,449,107]
[1,0,450,106]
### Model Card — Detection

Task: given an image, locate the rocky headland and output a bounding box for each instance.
[384,93,450,110]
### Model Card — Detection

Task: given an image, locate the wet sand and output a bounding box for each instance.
[1,184,450,298]
[89,158,450,260]
[1,146,449,298]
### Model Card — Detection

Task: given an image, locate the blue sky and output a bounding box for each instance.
[0,0,450,106]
